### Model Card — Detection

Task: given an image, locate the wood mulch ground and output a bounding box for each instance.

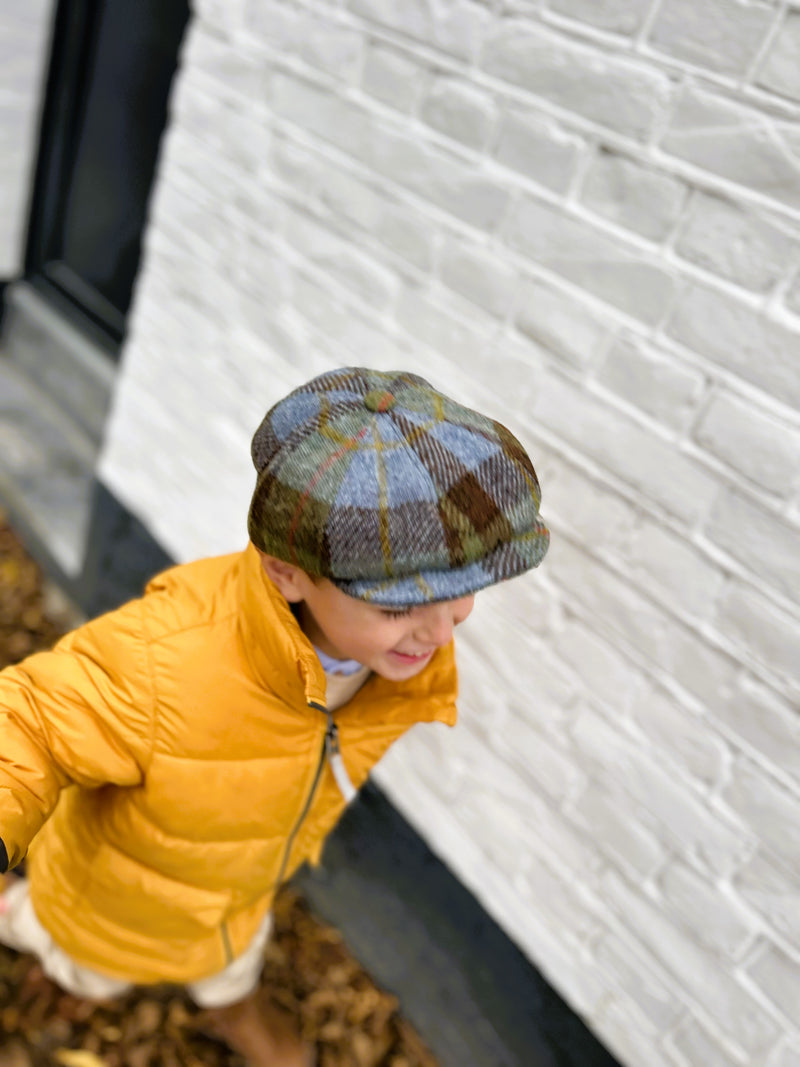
[0,514,438,1067]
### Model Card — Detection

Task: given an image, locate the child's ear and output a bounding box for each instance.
[258,553,309,602]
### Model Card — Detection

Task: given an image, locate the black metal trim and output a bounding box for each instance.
[22,0,190,349]
[23,0,128,347]
[25,0,98,282]
[24,274,122,359]
[78,480,174,615]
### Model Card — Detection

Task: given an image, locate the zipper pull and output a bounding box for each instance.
[324,714,358,804]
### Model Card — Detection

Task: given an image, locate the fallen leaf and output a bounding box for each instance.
[54,1052,108,1067]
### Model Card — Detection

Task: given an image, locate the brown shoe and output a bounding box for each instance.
[198,990,315,1067]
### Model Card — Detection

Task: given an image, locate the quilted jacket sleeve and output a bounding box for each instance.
[0,597,155,872]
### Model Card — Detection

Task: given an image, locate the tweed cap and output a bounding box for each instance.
[248,367,549,605]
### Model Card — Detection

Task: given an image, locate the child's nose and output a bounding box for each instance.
[416,606,455,646]
[415,598,472,646]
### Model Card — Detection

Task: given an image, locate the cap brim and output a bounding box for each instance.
[332,524,550,606]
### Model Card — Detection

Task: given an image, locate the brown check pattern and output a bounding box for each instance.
[248,368,549,605]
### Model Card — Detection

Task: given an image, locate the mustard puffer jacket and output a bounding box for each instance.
[0,543,458,982]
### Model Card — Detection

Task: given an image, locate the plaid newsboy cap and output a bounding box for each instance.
[248,367,549,605]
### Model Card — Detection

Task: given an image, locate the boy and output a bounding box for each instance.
[0,367,549,1066]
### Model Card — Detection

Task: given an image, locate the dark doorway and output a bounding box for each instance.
[26,0,190,351]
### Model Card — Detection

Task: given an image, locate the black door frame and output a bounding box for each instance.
[24,0,189,352]
[26,0,118,346]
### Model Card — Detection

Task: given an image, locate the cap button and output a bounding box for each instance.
[364,389,397,413]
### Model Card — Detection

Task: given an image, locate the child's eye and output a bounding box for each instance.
[381,607,413,619]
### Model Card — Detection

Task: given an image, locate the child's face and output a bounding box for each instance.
[260,555,475,681]
[299,581,475,682]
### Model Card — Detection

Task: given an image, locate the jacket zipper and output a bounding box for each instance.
[323,710,358,803]
[272,701,332,893]
[218,701,356,965]
[220,921,235,966]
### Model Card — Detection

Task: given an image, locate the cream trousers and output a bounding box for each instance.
[0,877,272,1008]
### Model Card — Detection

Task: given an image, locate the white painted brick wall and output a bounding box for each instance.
[695,389,800,496]
[674,192,797,293]
[0,0,54,277]
[666,1014,750,1067]
[91,0,800,1063]
[757,11,800,102]
[648,0,775,77]
[771,1043,800,1067]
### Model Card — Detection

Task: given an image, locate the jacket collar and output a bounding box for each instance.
[236,543,458,725]
[237,542,327,708]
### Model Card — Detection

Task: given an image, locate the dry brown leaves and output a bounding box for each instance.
[0,891,437,1066]
[0,513,438,1066]
[0,518,66,669]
